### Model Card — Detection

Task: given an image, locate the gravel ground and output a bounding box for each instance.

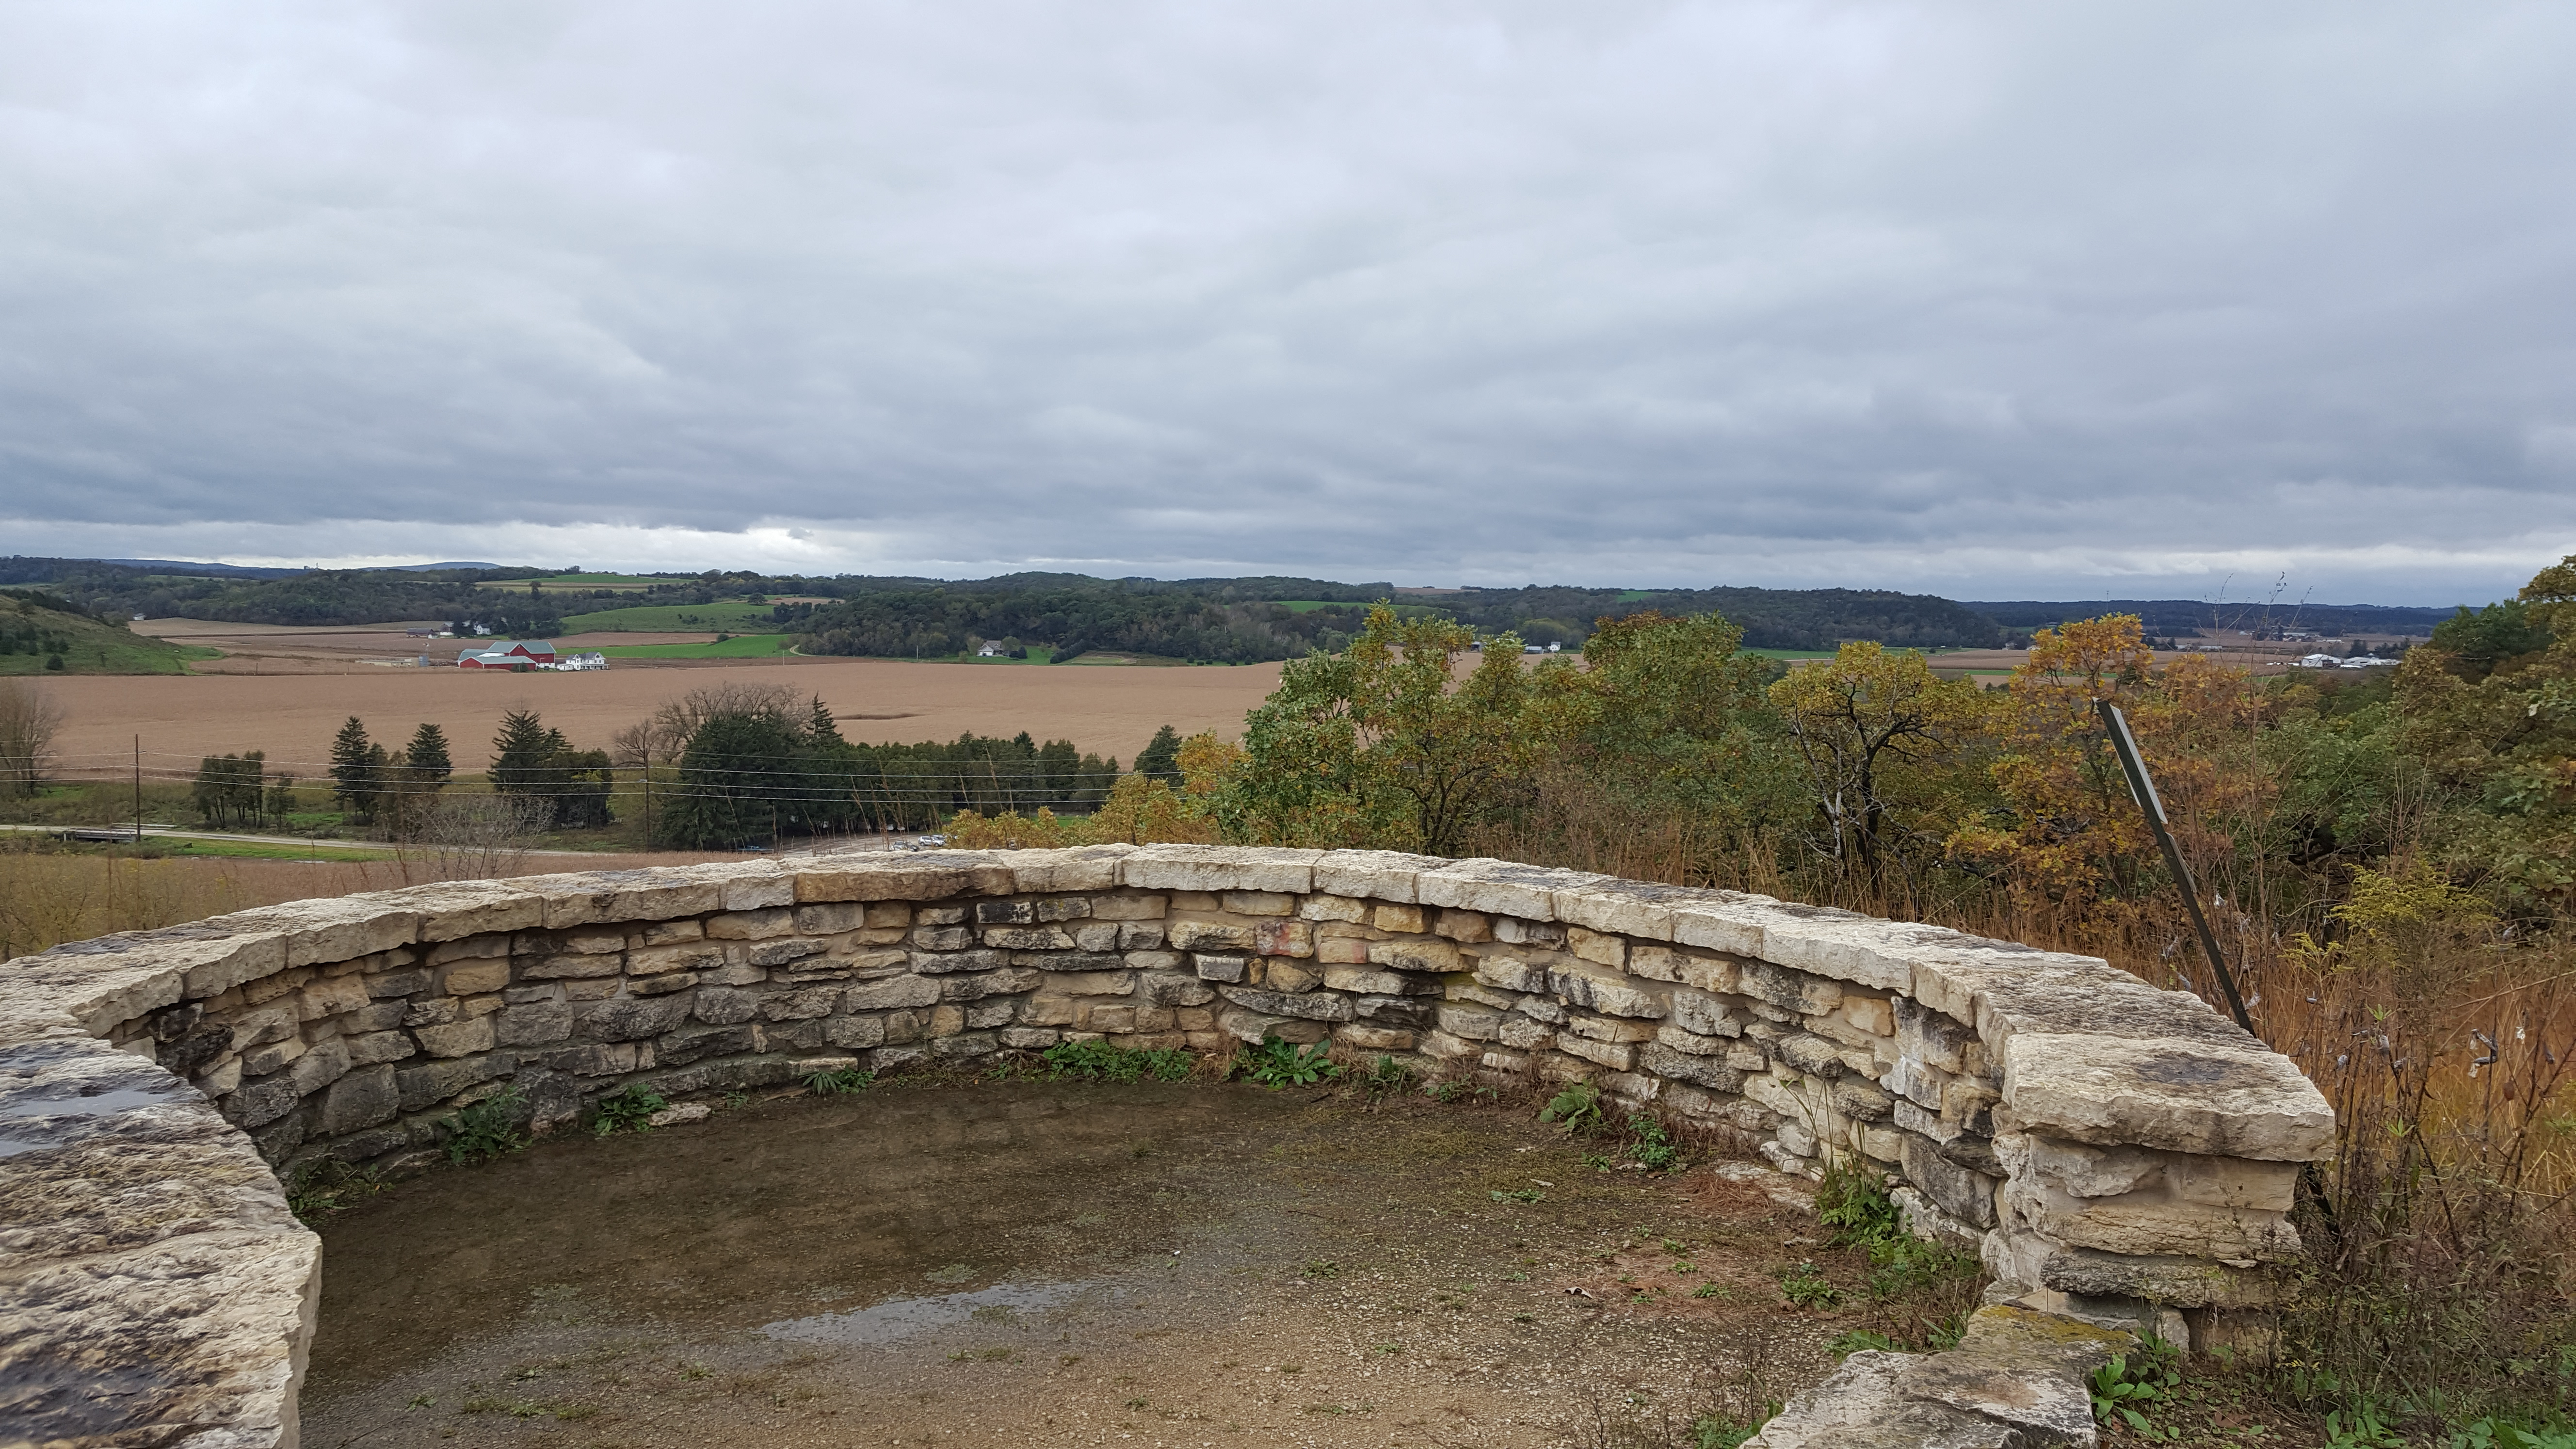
[300,1077,1853,1449]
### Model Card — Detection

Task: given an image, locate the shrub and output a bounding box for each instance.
[1040,1038,1193,1083]
[439,1086,529,1164]
[590,1084,666,1136]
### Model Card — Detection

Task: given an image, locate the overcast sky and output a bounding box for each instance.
[4,2,2572,604]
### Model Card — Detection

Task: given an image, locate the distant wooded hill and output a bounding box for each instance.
[1962,598,2455,636]
[0,557,2470,664]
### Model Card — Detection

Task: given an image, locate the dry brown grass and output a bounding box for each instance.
[0,844,741,961]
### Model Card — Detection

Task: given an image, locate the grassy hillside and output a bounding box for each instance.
[0,591,214,675]
[598,633,799,659]
[561,601,783,633]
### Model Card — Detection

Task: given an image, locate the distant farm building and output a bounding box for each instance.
[458,640,557,669]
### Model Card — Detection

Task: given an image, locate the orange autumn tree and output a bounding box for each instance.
[1949,613,2271,954]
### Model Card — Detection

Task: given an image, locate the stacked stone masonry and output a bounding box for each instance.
[0,845,2332,1449]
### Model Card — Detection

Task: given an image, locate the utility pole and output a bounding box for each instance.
[133,736,142,844]
[2096,700,2256,1034]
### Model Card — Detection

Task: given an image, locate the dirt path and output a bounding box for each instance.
[300,1080,1852,1449]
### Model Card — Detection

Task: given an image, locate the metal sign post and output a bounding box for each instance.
[2095,699,2257,1034]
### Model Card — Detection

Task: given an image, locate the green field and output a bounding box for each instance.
[0,592,219,675]
[599,633,800,660]
[561,601,783,633]
[480,573,668,595]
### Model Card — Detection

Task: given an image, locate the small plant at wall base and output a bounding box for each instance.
[440,1086,529,1164]
[1814,1161,1984,1350]
[1229,1037,1342,1089]
[1041,1039,1193,1084]
[1540,1081,1604,1135]
[805,1066,875,1095]
[590,1085,666,1136]
[285,1158,386,1222]
[2088,1339,2182,1439]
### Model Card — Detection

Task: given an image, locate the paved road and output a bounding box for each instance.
[0,823,916,859]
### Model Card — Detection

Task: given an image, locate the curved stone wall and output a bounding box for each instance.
[0,845,2332,1448]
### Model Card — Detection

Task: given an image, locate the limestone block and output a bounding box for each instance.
[1316,935,1371,965]
[396,1053,510,1110]
[1561,1012,1657,1045]
[1089,894,1166,921]
[1019,995,1077,1027]
[1550,882,1698,943]
[1263,961,1321,992]
[1167,920,1256,952]
[426,934,510,965]
[1776,1121,1819,1158]
[1004,844,1133,894]
[399,878,548,944]
[345,1030,417,1066]
[1473,954,1550,994]
[1121,845,1321,894]
[934,1032,1000,1059]
[1221,1008,1328,1045]
[1748,1306,2126,1449]
[1039,970,1136,997]
[1372,903,1425,933]
[1667,988,1741,1039]
[1436,1003,1504,1040]
[2170,1155,2300,1213]
[534,871,723,929]
[1448,980,1513,1009]
[1640,1041,1744,1092]
[1338,1024,1415,1051]
[1310,849,1448,903]
[1757,912,1961,994]
[1496,1014,1555,1050]
[981,924,1076,951]
[2002,1032,2334,1162]
[1626,944,1740,995]
[912,926,975,951]
[1118,922,1167,950]
[976,900,1037,924]
[841,976,942,1011]
[691,986,759,1026]
[1418,1028,1481,1060]
[1322,965,1437,997]
[1117,950,1182,973]
[439,959,511,996]
[1653,1024,1732,1057]
[1777,1033,1849,1079]
[1367,936,1464,974]
[1548,963,1665,1020]
[493,1004,573,1047]
[1564,927,1624,967]
[288,1035,351,1095]
[1434,909,1492,944]
[791,855,1016,903]
[1417,859,1605,920]
[1138,972,1217,1007]
[1297,893,1368,923]
[2035,1244,2277,1310]
[1224,890,1296,916]
[918,905,968,925]
[409,1014,496,1059]
[2003,1175,2299,1262]
[657,1024,756,1065]
[1193,953,1249,983]
[999,1026,1061,1049]
[1515,995,1565,1025]
[1556,1035,1636,1071]
[910,947,1005,975]
[242,1036,306,1078]
[1490,917,1562,948]
[241,966,313,1009]
[1665,900,1770,958]
[524,952,622,982]
[299,976,372,1018]
[1219,985,1354,1022]
[225,895,423,969]
[574,995,693,1043]
[1830,1078,1895,1123]
[1255,919,1314,957]
[833,948,912,976]
[1353,995,1435,1030]
[1898,1132,1999,1228]
[930,1003,967,1035]
[1070,922,1122,952]
[631,973,697,998]
[716,864,795,911]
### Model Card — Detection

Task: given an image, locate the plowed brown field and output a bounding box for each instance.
[37,660,1286,778]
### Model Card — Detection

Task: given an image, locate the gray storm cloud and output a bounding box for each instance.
[2,0,2572,602]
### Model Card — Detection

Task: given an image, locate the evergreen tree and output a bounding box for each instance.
[405,723,453,787]
[328,717,377,821]
[1135,724,1183,782]
[490,709,556,797]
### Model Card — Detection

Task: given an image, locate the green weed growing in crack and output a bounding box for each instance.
[805,1066,875,1095]
[1541,1081,1605,1135]
[438,1086,528,1165]
[590,1084,665,1136]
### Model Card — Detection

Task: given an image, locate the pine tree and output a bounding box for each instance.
[1135,724,1183,782]
[328,717,376,821]
[490,709,553,798]
[406,723,453,788]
